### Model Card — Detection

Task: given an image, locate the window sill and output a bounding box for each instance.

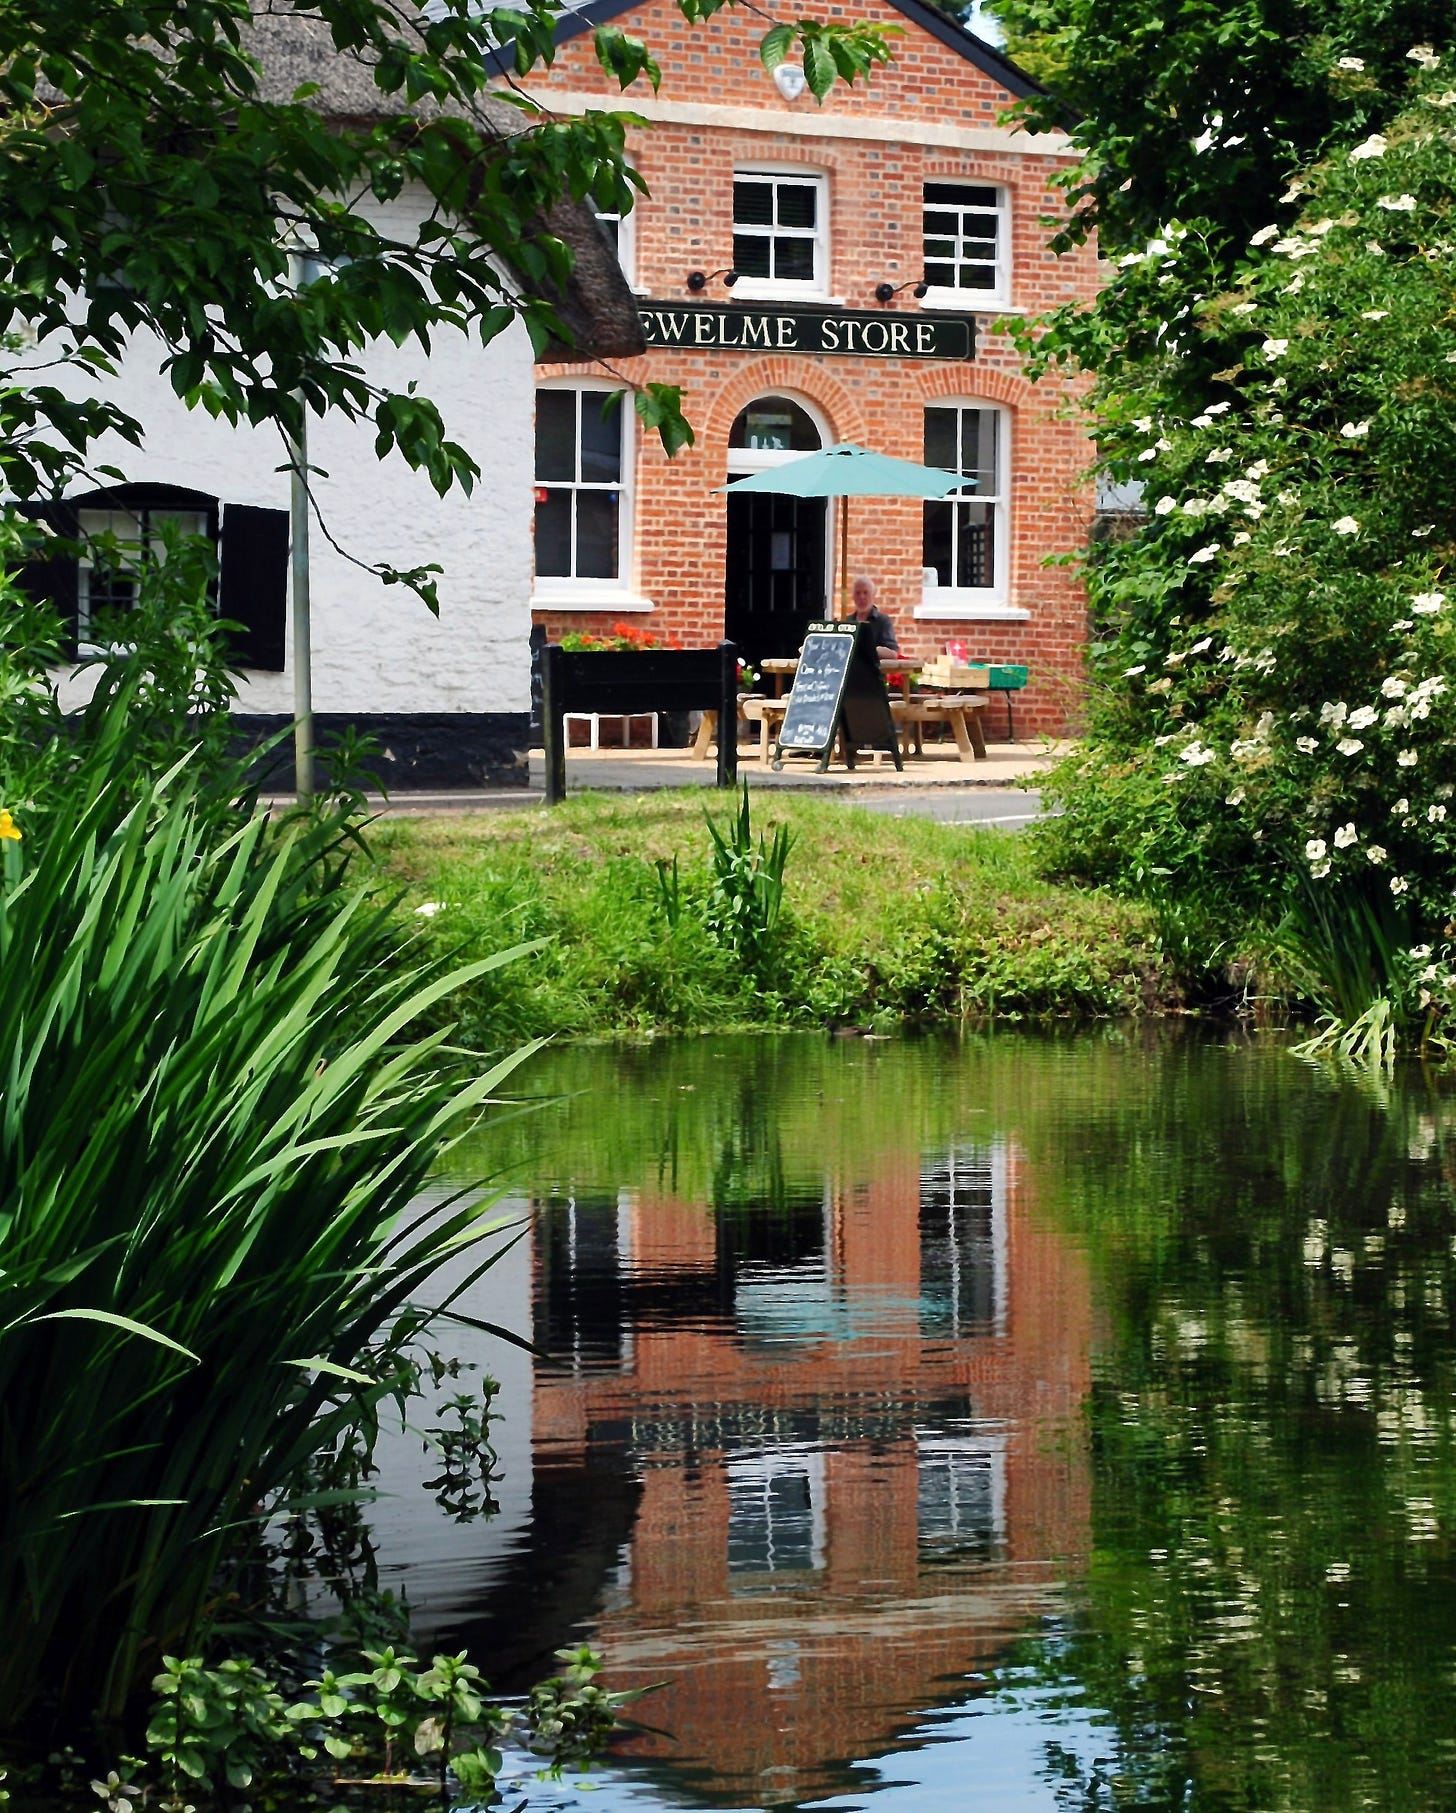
[728,282,832,305]
[532,588,655,613]
[918,292,1015,316]
[915,597,1028,621]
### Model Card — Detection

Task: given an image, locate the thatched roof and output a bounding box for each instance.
[250,13,646,361]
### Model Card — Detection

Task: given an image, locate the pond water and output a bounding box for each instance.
[363,1030,1456,1812]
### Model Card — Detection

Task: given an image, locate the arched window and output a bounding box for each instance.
[727,394,824,460]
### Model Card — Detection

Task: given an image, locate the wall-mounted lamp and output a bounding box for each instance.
[772,63,808,101]
[874,277,930,303]
[686,268,740,292]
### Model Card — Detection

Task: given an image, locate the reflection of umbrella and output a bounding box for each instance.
[721,442,967,610]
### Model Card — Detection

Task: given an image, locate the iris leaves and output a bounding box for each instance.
[0,701,537,1733]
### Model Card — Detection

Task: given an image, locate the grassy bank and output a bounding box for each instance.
[370,792,1179,1040]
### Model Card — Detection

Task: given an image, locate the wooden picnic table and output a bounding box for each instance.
[890,693,989,762]
[694,691,988,765]
[691,696,787,765]
[761,655,922,703]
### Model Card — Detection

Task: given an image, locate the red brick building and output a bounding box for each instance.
[521,0,1098,734]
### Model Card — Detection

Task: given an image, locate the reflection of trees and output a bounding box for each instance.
[460,1030,1004,1203]
[1034,1059,1456,1812]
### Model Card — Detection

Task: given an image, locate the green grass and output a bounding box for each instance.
[370,792,1179,1040]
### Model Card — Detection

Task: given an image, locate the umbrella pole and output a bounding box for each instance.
[838,496,849,615]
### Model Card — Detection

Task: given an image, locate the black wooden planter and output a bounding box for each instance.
[540,642,740,804]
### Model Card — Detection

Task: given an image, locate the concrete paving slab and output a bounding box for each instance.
[529,739,1062,794]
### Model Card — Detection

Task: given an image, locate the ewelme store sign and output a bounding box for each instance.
[638,303,976,361]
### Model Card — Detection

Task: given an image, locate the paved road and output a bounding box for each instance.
[344,784,1042,825]
[851,788,1041,826]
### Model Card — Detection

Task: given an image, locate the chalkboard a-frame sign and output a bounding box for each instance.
[773,624,903,772]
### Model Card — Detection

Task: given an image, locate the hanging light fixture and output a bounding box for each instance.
[686,268,740,291]
[874,277,930,303]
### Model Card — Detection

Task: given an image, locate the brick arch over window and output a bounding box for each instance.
[922,154,1020,185]
[535,361,601,382]
[729,143,846,177]
[705,361,869,453]
[912,363,1035,411]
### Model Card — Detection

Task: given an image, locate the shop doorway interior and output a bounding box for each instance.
[724,395,830,663]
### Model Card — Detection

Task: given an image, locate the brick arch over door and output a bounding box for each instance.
[704,361,869,459]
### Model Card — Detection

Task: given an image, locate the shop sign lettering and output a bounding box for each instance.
[638,303,975,361]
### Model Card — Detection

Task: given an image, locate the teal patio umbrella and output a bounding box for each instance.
[721,442,967,611]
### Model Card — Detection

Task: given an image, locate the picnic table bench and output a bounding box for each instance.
[691,696,788,766]
[891,692,989,762]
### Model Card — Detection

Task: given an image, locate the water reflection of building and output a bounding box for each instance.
[459,1145,1091,1806]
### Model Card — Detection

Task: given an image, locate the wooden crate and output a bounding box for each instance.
[917,658,992,689]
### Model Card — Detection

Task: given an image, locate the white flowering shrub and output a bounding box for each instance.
[1039,62,1456,1031]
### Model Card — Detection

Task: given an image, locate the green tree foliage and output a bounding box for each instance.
[999,0,1456,430]
[1033,65,1456,1035]
[998,0,1456,257]
[0,0,895,578]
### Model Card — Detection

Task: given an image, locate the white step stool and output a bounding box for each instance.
[562,710,659,750]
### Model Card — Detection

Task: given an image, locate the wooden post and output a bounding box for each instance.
[717,640,738,789]
[542,643,566,806]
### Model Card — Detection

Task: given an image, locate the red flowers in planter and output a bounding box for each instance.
[559,622,686,652]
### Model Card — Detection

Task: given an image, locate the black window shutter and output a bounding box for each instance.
[11,502,81,652]
[218,503,289,672]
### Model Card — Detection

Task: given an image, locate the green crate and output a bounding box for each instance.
[971,663,1028,690]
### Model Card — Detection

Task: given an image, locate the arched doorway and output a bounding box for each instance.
[724,395,830,662]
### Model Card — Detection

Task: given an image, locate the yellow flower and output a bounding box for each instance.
[0,811,20,842]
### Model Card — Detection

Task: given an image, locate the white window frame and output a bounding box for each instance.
[917,400,1025,620]
[725,1445,827,1579]
[918,181,1012,313]
[594,164,641,293]
[730,167,829,302]
[76,502,214,650]
[531,378,650,611]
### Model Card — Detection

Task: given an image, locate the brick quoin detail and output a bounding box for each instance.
[523,0,1100,735]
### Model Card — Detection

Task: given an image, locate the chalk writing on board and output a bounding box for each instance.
[777,629,857,753]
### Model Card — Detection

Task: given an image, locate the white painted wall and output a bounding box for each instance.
[33,189,535,716]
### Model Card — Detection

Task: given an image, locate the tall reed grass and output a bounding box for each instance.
[0,686,536,1735]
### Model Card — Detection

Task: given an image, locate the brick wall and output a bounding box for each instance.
[524,0,1099,736]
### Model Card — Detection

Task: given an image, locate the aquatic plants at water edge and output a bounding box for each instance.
[0,695,539,1735]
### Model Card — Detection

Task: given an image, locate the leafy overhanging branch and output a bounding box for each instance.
[0,0,899,608]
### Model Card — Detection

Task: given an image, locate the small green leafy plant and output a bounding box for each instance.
[133,1644,634,1806]
[702,783,796,980]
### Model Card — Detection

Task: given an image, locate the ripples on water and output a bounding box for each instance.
[360,1030,1456,1811]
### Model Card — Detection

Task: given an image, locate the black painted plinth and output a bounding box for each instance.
[231,711,532,791]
